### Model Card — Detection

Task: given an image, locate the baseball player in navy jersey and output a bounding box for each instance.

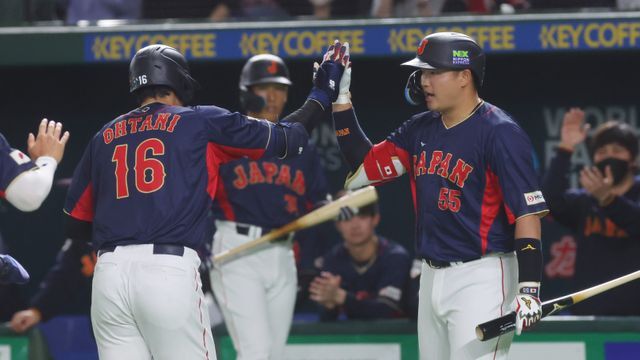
[310,194,412,321]
[63,44,345,360]
[209,54,330,360]
[329,34,547,359]
[0,119,69,284]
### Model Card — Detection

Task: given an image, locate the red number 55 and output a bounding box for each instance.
[438,187,461,212]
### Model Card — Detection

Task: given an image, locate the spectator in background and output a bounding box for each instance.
[441,0,531,13]
[144,0,309,21]
[64,0,142,24]
[310,0,385,18]
[143,0,231,20]
[618,0,640,9]
[542,108,640,315]
[9,238,94,333]
[309,193,412,320]
[530,0,614,9]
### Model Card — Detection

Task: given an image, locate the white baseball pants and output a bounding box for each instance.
[210,220,297,360]
[91,244,216,360]
[418,252,517,360]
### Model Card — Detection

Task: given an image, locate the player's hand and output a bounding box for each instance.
[512,293,542,335]
[336,206,358,221]
[308,40,349,109]
[0,254,30,285]
[309,271,346,309]
[580,165,615,205]
[9,308,42,333]
[333,58,352,105]
[558,108,589,152]
[27,118,70,163]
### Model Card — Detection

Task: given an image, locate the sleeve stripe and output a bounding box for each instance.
[515,210,549,222]
[68,184,95,222]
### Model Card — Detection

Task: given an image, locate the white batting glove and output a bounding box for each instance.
[513,282,542,335]
[333,42,351,105]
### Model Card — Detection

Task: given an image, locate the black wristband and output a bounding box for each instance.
[281,99,326,135]
[515,237,542,285]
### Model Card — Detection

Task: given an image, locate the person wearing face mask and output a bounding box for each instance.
[543,107,640,315]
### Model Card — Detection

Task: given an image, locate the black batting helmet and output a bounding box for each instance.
[402,32,485,88]
[239,54,292,113]
[129,44,199,104]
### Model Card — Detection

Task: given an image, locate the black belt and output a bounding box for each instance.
[234,224,291,242]
[423,257,480,269]
[97,244,185,257]
[235,224,271,236]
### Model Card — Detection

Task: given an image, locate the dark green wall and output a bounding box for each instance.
[1,50,639,299]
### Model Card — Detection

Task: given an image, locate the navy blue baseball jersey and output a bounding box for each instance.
[64,103,307,251]
[210,142,328,228]
[0,133,36,198]
[319,236,411,320]
[358,102,548,261]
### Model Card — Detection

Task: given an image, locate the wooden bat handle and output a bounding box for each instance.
[213,186,378,263]
[475,313,516,341]
[476,269,640,341]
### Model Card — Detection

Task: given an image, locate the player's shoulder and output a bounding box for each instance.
[378,236,410,259]
[629,176,640,197]
[478,101,516,125]
[479,101,527,136]
[390,110,439,139]
[0,132,11,150]
[407,110,440,127]
[188,104,239,120]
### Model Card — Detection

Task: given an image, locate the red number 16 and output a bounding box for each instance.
[112,138,167,199]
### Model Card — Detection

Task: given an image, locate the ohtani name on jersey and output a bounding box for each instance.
[103,113,181,144]
[413,150,474,187]
[232,161,306,195]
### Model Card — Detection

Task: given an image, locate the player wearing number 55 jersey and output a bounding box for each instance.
[331,34,547,359]
[63,44,344,360]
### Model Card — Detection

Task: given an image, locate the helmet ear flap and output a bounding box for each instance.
[404,70,424,106]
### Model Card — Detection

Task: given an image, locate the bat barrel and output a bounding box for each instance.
[475,312,516,341]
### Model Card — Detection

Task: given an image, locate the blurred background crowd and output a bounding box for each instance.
[1,0,640,26]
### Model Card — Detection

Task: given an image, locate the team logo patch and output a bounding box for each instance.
[417,39,428,55]
[267,60,278,74]
[9,150,31,165]
[524,191,545,206]
[379,286,402,301]
[452,50,470,65]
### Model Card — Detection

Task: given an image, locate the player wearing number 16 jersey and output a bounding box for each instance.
[62,44,344,360]
[331,34,547,359]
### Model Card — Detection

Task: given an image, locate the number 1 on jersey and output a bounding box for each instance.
[112,138,167,199]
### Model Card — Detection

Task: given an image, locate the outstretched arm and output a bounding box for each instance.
[332,59,412,188]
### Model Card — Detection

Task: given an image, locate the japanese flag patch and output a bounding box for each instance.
[9,150,31,165]
[524,191,545,206]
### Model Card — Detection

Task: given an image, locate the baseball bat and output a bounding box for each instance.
[213,185,378,264]
[476,269,640,341]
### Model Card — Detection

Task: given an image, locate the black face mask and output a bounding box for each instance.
[595,158,631,185]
